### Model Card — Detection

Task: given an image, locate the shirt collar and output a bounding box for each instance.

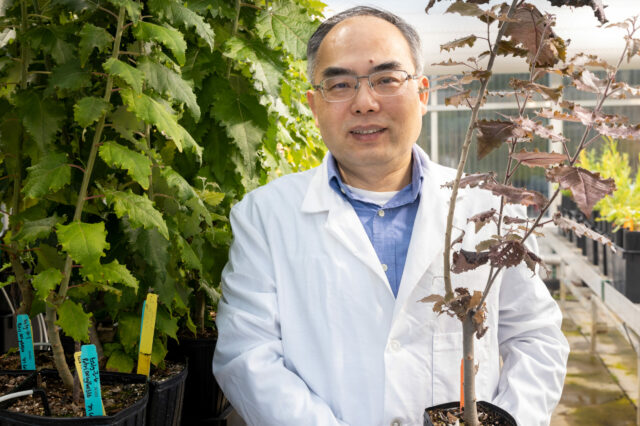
[327,144,424,207]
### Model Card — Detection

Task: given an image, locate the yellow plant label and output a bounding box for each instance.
[74,351,84,393]
[137,293,158,376]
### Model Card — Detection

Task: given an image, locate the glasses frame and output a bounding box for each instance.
[312,70,421,103]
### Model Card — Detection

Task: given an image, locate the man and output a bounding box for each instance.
[213,6,568,426]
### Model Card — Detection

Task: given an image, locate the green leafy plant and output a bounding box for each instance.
[0,0,324,393]
[579,138,640,231]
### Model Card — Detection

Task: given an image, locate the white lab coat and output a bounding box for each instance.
[212,146,569,426]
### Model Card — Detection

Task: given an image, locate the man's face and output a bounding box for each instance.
[307,16,429,180]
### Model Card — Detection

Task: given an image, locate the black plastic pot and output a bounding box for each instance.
[597,221,609,276]
[147,361,188,426]
[199,404,234,425]
[0,369,148,425]
[576,234,587,255]
[168,337,229,425]
[424,401,516,426]
[610,230,640,302]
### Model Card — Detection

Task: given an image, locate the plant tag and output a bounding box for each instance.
[74,352,85,391]
[81,344,104,417]
[75,351,105,415]
[16,314,35,370]
[137,293,158,376]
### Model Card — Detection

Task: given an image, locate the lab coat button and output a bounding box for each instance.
[390,418,402,426]
[389,340,400,352]
[382,263,388,272]
[378,209,385,217]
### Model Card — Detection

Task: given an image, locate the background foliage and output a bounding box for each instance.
[0,0,325,381]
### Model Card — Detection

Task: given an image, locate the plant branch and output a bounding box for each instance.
[226,0,242,79]
[49,6,127,390]
[443,0,519,301]
[11,0,31,317]
[240,2,261,9]
[98,5,119,19]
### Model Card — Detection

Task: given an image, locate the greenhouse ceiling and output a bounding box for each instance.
[323,0,640,74]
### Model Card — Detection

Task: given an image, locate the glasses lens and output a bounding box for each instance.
[370,71,408,96]
[322,76,357,101]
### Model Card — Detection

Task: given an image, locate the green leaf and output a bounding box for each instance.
[255,1,316,58]
[107,0,142,23]
[175,233,202,271]
[79,23,113,67]
[12,214,64,246]
[36,244,66,272]
[156,306,178,340]
[48,61,92,93]
[16,92,64,151]
[201,190,224,207]
[211,86,267,176]
[106,190,169,239]
[25,27,74,64]
[128,228,169,273]
[120,89,202,159]
[103,58,144,94]
[22,153,71,199]
[137,58,200,121]
[133,22,186,65]
[147,0,215,50]
[106,350,134,373]
[99,141,151,189]
[82,260,139,290]
[200,279,221,305]
[116,313,141,350]
[56,299,91,343]
[0,275,15,291]
[224,36,284,100]
[56,221,109,267]
[74,97,110,128]
[108,105,145,142]
[32,268,63,300]
[151,335,167,366]
[160,166,197,201]
[160,167,211,224]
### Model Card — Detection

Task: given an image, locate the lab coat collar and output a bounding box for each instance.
[300,146,465,304]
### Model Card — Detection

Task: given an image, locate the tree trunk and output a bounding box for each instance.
[462,312,479,426]
[45,305,74,389]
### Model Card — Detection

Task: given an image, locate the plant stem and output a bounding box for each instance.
[45,304,75,386]
[226,0,242,79]
[145,123,154,199]
[443,0,519,301]
[462,312,479,426]
[48,6,127,389]
[11,0,30,316]
[89,318,105,365]
[195,289,205,335]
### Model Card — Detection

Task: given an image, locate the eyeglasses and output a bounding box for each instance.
[313,70,420,102]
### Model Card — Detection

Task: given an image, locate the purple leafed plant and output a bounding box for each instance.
[422,1,639,424]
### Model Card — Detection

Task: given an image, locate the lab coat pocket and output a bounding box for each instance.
[432,332,463,406]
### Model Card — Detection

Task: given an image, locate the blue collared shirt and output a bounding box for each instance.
[327,145,424,298]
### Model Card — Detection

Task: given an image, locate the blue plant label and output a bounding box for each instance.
[81,344,104,417]
[16,314,35,370]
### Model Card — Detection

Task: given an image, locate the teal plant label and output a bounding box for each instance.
[16,314,35,370]
[81,344,104,417]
